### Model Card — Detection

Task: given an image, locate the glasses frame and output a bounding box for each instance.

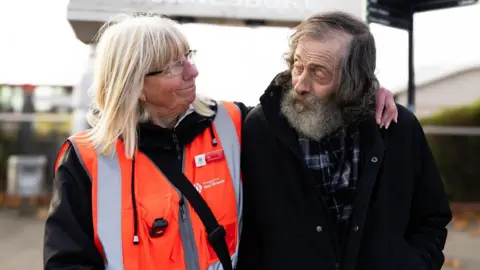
[146,49,197,77]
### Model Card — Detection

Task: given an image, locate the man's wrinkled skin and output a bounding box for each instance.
[280,36,397,141]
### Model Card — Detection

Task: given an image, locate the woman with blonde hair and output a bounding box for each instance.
[43,13,397,270]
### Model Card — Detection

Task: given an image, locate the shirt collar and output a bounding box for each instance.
[175,104,195,128]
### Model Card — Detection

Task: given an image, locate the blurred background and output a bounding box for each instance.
[0,0,479,269]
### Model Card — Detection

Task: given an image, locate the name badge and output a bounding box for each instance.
[194,150,225,167]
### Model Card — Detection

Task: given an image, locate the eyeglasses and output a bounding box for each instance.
[146,49,197,77]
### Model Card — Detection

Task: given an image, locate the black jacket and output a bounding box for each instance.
[43,101,249,269]
[236,80,452,270]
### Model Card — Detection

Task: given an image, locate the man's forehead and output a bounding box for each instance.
[295,34,351,58]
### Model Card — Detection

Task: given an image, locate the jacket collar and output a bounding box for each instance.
[137,103,216,150]
[259,74,304,161]
[174,104,195,128]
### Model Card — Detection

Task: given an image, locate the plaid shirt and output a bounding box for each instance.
[298,126,360,243]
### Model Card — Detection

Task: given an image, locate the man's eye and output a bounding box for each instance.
[293,65,304,74]
[314,69,324,77]
[313,68,328,78]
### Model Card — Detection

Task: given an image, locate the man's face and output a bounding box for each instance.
[281,36,349,140]
[291,36,348,106]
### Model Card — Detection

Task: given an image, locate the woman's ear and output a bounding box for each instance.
[139,93,146,102]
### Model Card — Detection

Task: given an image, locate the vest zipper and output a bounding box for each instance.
[179,195,201,270]
[174,130,201,270]
[180,200,188,221]
[172,131,182,160]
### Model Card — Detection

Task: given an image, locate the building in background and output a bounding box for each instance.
[396,65,480,117]
[0,84,72,195]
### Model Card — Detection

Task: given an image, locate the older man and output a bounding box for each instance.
[237,12,452,270]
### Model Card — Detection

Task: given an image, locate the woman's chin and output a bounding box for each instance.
[185,90,196,104]
[182,88,196,103]
[177,95,195,110]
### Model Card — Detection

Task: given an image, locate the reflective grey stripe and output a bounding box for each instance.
[179,146,201,270]
[207,102,243,270]
[68,139,124,270]
[96,153,124,270]
[179,198,200,270]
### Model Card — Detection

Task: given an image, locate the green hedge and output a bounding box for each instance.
[420,100,480,202]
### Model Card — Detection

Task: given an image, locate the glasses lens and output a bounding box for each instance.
[187,50,196,65]
[169,62,184,76]
[166,50,197,76]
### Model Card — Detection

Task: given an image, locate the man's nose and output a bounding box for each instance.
[182,61,198,80]
[294,73,311,94]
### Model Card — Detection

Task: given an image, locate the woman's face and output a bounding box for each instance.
[142,50,198,116]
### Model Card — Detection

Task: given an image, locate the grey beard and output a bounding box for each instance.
[280,89,344,141]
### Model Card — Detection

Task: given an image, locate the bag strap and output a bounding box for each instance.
[158,162,233,270]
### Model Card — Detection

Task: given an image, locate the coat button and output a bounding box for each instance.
[316,226,323,232]
[371,156,378,163]
[353,225,359,232]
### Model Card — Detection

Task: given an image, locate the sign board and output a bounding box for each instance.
[367,0,478,14]
[367,0,478,29]
[367,2,411,30]
[7,155,47,198]
[67,0,364,24]
[414,0,478,13]
[17,165,41,197]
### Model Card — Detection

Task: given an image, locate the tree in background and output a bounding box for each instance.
[420,100,480,202]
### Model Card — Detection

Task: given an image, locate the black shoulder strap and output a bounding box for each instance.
[158,163,233,270]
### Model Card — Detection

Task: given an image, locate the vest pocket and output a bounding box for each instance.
[138,193,185,269]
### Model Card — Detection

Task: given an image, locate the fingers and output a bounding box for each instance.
[375,88,387,125]
[380,97,396,129]
[380,88,397,128]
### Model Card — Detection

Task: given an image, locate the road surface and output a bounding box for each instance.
[0,209,479,269]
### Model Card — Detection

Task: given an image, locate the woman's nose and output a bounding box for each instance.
[183,61,198,80]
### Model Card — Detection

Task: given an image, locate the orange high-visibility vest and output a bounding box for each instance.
[55,101,242,270]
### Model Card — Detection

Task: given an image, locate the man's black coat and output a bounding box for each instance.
[236,79,452,270]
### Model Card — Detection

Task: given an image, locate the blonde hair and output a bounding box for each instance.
[84,13,214,159]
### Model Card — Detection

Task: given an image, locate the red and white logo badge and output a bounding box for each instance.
[194,183,203,193]
[194,150,224,167]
